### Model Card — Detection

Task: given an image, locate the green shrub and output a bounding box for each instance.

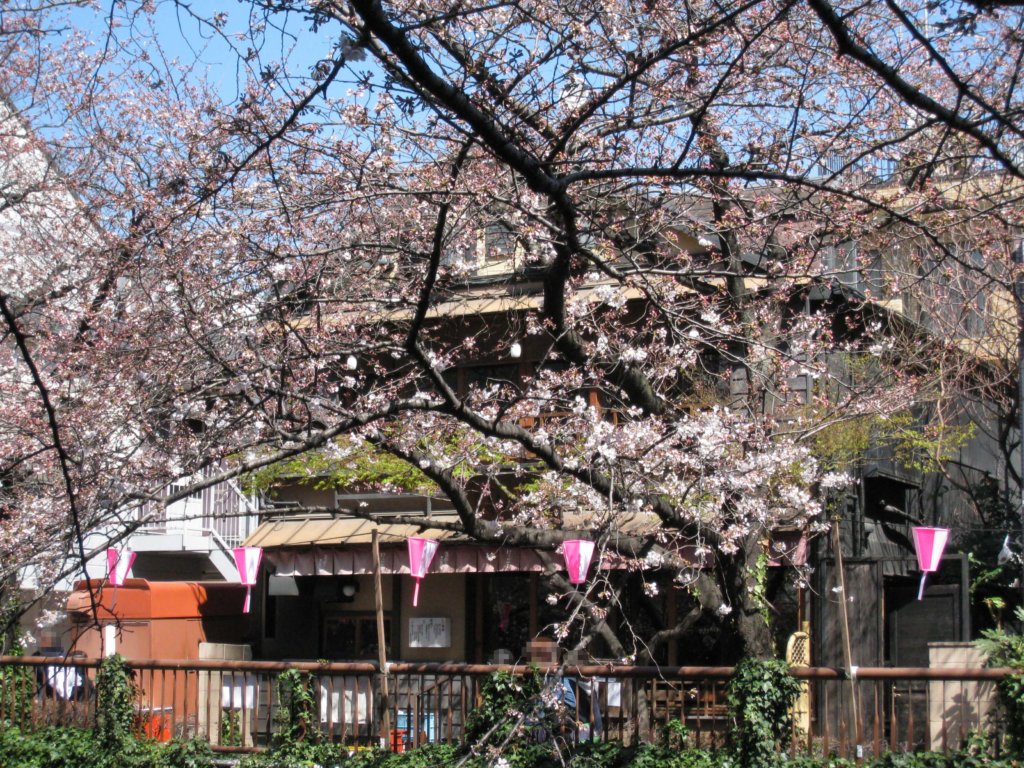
[239,669,347,768]
[157,738,217,768]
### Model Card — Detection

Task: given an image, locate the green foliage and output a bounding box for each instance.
[242,436,437,496]
[977,605,1024,669]
[267,668,323,758]
[750,552,772,626]
[0,727,214,768]
[976,605,1024,755]
[806,355,974,475]
[0,596,32,727]
[239,740,349,768]
[0,593,24,656]
[0,725,98,768]
[955,477,1020,632]
[726,658,803,768]
[220,707,242,747]
[1,725,1023,768]
[568,738,631,768]
[0,660,33,727]
[95,654,138,749]
[157,738,217,768]
[660,718,692,749]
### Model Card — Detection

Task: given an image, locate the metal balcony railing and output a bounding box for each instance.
[134,477,258,549]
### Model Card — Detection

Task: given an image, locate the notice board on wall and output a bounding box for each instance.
[409,617,451,648]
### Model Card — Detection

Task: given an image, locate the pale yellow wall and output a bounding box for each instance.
[398,574,465,662]
[322,574,394,613]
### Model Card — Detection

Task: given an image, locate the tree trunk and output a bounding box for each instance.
[726,538,777,660]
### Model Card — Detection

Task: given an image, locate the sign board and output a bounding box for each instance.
[409,617,450,648]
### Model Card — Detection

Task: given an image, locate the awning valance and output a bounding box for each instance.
[244,517,807,577]
[266,545,546,576]
[244,515,549,575]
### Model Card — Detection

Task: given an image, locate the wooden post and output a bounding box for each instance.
[832,521,861,751]
[373,530,392,749]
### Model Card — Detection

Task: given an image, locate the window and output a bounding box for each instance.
[484,222,516,262]
[322,613,391,660]
[461,363,521,409]
[823,241,863,295]
[168,483,201,501]
[918,247,988,338]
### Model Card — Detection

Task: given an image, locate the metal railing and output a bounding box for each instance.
[0,657,1013,756]
[135,475,258,548]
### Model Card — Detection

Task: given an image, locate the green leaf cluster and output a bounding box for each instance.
[809,409,973,474]
[462,668,546,744]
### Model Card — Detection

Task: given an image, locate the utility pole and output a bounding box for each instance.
[1014,242,1024,607]
[372,530,392,750]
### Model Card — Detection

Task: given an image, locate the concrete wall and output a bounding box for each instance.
[928,642,997,750]
[197,643,254,746]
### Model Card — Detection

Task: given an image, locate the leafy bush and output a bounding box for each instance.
[3,725,1023,768]
[0,660,34,728]
[158,737,217,768]
[0,609,32,729]
[725,658,803,768]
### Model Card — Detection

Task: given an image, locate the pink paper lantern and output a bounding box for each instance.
[407,537,439,607]
[232,546,263,613]
[106,548,136,586]
[105,548,136,610]
[912,526,950,600]
[562,539,596,585]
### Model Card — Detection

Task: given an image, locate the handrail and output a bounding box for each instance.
[2,656,1015,755]
[2,656,1013,680]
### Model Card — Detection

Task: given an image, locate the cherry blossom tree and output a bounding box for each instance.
[1,0,1023,659]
